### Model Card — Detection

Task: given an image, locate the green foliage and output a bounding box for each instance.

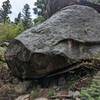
[14,12,22,24]
[33,0,48,25]
[0,0,12,24]
[91,0,100,4]
[96,0,100,3]
[48,89,55,97]
[34,16,45,25]
[80,79,100,100]
[31,90,39,99]
[0,23,24,41]
[30,86,40,99]
[33,0,47,18]
[22,4,33,30]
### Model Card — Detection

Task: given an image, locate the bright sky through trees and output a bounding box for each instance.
[0,0,37,21]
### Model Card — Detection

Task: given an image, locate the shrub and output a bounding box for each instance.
[34,16,45,25]
[0,23,24,41]
[80,79,100,100]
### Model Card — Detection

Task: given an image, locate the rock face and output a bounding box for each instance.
[5,5,100,79]
[46,0,100,18]
[46,0,78,17]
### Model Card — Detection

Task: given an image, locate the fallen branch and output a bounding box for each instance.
[49,95,72,100]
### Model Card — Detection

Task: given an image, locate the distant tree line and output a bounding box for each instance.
[0,0,33,30]
[0,0,49,42]
[1,0,100,28]
[0,0,56,28]
[0,0,34,41]
[0,0,49,29]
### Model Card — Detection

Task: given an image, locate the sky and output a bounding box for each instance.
[0,0,37,21]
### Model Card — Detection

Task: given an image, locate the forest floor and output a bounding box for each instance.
[0,46,100,100]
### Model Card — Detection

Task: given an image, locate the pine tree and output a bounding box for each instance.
[15,12,22,24]
[22,4,33,30]
[33,0,47,18]
[0,9,3,23]
[0,0,12,24]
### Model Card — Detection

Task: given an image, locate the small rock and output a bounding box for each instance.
[76,97,81,100]
[12,78,19,84]
[0,47,6,62]
[68,90,74,97]
[53,86,60,92]
[15,81,31,94]
[73,91,80,98]
[0,42,9,47]
[15,94,30,100]
[35,98,48,100]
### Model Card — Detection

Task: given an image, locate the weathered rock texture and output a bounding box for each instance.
[5,5,100,79]
[46,0,78,17]
[46,0,100,18]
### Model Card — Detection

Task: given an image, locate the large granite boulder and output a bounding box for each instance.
[5,5,100,79]
[46,0,100,18]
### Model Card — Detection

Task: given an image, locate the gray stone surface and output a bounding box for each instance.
[16,5,100,59]
[15,94,30,100]
[5,5,100,79]
[46,0,100,18]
